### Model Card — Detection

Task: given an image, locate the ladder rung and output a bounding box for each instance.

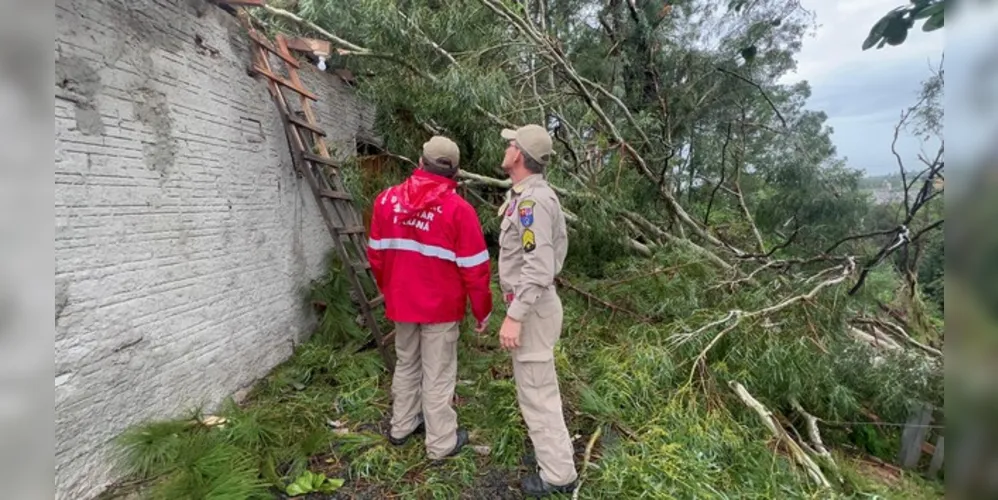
[369,295,385,308]
[248,31,300,68]
[319,189,352,201]
[251,65,318,100]
[287,115,326,136]
[338,225,366,235]
[303,152,340,167]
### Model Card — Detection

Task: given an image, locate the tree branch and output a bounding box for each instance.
[715,67,787,128]
[479,0,738,255]
[260,4,515,129]
[622,211,736,273]
[704,122,732,226]
[911,219,943,243]
[675,258,856,380]
[734,115,765,254]
[556,277,653,322]
[730,381,831,488]
[824,227,897,255]
[790,398,842,484]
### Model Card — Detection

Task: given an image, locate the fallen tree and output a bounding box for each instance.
[184,0,947,496]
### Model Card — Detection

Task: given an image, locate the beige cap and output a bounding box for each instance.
[422,135,460,168]
[501,124,553,165]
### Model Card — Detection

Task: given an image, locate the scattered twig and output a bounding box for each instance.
[738,224,801,260]
[556,277,652,322]
[572,426,603,500]
[730,381,831,488]
[790,398,842,483]
[851,317,941,357]
[602,263,694,289]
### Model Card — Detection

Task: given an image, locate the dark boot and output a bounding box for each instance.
[387,417,425,446]
[521,473,577,497]
[428,428,469,465]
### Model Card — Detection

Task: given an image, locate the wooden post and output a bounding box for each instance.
[927,435,944,478]
[898,402,934,469]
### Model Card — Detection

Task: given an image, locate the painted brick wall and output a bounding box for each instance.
[54,1,375,498]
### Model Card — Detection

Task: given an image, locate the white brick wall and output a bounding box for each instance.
[54,1,375,498]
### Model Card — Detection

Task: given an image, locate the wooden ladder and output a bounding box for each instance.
[232,8,395,370]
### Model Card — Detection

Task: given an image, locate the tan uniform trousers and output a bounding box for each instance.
[512,289,578,486]
[389,321,460,459]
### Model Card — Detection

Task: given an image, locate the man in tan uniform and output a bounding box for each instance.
[495,124,577,496]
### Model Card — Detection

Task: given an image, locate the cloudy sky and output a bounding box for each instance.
[778,0,998,179]
[778,0,949,176]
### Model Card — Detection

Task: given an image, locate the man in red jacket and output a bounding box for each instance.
[366,135,493,462]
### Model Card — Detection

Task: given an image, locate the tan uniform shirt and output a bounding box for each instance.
[497,174,568,322]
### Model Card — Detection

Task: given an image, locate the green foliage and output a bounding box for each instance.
[304,252,369,346]
[107,242,942,499]
[108,276,387,498]
[863,0,945,51]
[285,470,344,497]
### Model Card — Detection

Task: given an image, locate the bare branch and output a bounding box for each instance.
[734,115,765,254]
[704,122,732,225]
[622,211,736,273]
[848,217,941,296]
[676,259,856,379]
[890,109,912,216]
[851,317,942,357]
[790,398,842,484]
[556,277,653,322]
[730,381,831,488]
[572,426,603,500]
[911,219,943,243]
[714,67,787,128]
[824,227,898,255]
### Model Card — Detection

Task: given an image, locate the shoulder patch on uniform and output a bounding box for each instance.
[518,199,535,227]
[522,228,536,252]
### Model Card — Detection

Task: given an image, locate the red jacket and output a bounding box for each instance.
[367,169,493,325]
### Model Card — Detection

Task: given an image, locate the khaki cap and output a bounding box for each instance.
[422,136,460,168]
[501,124,553,165]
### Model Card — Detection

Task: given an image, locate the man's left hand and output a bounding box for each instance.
[499,316,522,350]
[474,313,491,334]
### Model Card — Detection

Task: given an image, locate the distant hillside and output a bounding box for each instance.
[859,173,904,190]
[860,173,904,205]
